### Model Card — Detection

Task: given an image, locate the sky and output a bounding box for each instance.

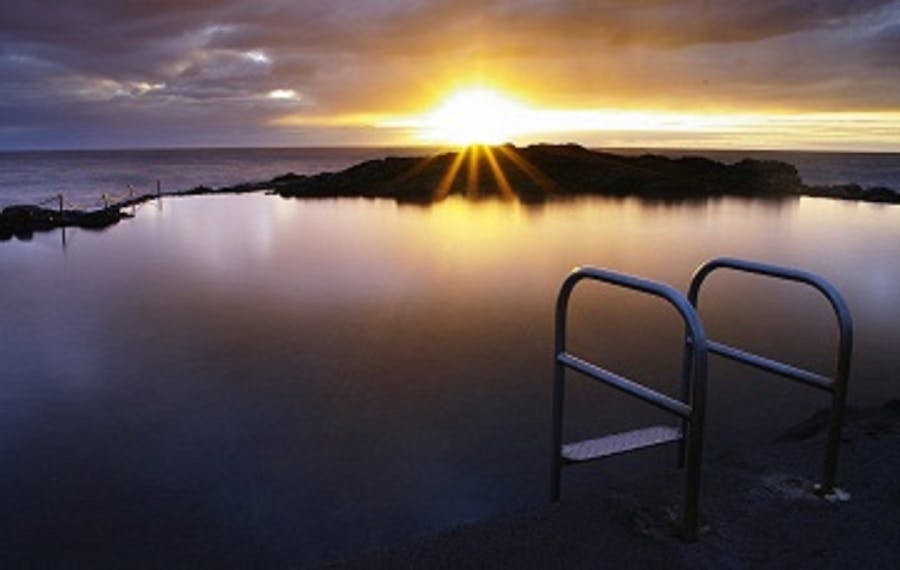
[1,0,899,150]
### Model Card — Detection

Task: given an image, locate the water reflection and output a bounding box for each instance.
[0,194,897,565]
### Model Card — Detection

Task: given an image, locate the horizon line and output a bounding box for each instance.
[2,142,900,155]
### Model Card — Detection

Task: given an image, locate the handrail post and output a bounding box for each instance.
[822,315,852,493]
[677,326,694,470]
[551,275,575,503]
[551,353,565,502]
[682,329,707,541]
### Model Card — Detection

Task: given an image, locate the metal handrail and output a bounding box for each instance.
[687,256,853,494]
[552,266,708,541]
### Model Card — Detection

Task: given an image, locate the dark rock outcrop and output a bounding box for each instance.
[805,183,899,203]
[271,143,815,204]
[0,205,130,241]
[270,144,898,205]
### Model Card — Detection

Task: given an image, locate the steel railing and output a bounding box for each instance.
[551,266,708,541]
[687,257,853,495]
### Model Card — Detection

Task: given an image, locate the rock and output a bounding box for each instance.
[2,205,61,231]
[272,144,816,203]
[180,185,216,195]
[862,186,899,202]
[806,183,899,204]
[76,208,130,229]
[0,204,127,241]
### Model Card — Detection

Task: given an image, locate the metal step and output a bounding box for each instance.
[562,425,682,463]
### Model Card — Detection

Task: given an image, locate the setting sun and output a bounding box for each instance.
[415,88,529,146]
[374,88,900,151]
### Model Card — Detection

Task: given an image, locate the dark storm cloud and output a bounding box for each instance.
[369,0,895,50]
[0,0,898,148]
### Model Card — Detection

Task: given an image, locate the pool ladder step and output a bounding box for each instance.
[562,425,682,463]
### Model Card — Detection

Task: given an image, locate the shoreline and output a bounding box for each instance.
[324,398,900,569]
[2,144,898,242]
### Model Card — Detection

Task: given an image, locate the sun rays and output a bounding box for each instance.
[481,146,516,201]
[425,144,552,203]
[374,86,562,202]
[434,150,468,201]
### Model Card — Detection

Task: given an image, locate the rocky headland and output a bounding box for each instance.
[272,143,811,203]
[2,144,896,241]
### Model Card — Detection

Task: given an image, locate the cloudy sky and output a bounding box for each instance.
[2,0,899,150]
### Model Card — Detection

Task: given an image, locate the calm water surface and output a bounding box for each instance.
[0,194,898,565]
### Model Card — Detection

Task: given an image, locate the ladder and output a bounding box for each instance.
[550,267,708,541]
[550,258,853,541]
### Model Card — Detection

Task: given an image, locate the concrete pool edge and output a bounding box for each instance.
[324,398,900,569]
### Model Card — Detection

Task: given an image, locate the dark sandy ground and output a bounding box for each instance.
[325,399,900,569]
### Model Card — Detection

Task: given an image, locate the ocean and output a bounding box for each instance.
[1,146,898,209]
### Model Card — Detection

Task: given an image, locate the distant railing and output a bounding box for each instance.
[4,180,164,214]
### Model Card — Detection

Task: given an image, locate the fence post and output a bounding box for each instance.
[102,193,109,209]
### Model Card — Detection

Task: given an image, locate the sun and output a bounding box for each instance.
[418,87,528,146]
